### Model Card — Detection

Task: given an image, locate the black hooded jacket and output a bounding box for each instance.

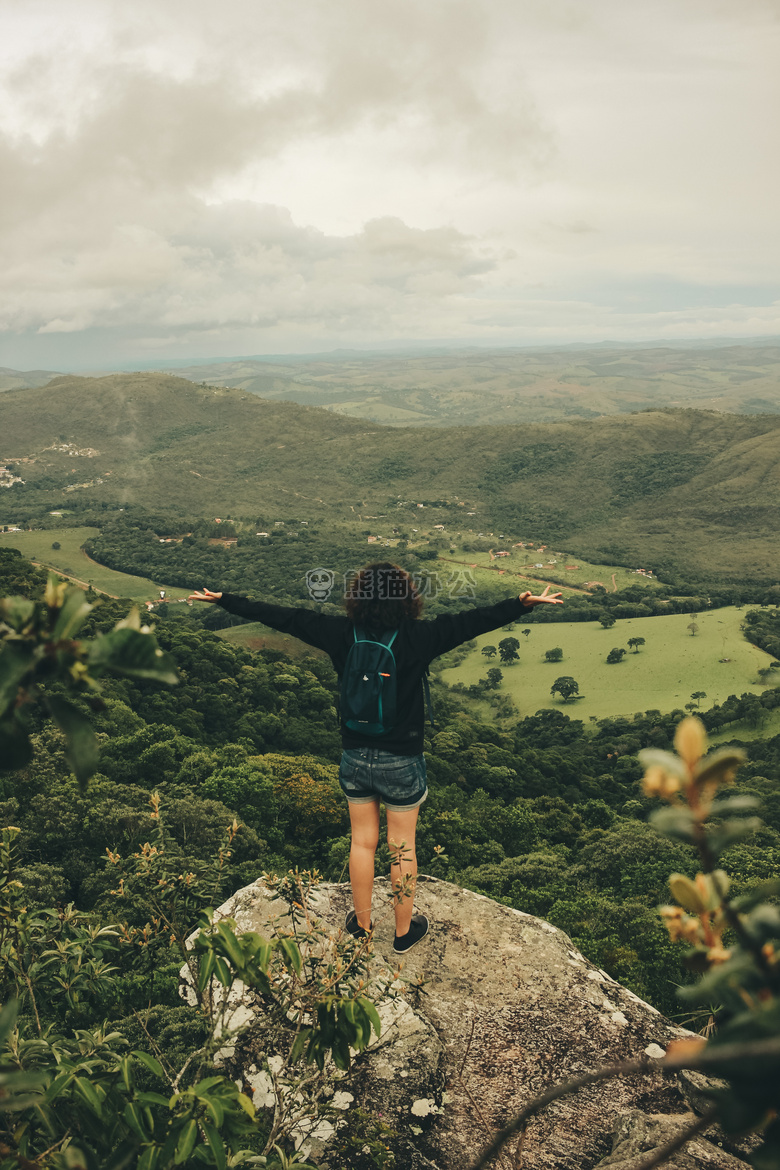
[217,592,527,755]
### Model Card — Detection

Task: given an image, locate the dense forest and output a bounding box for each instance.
[3,542,780,1027]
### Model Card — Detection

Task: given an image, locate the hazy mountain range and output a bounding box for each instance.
[3,340,780,426]
[2,371,780,581]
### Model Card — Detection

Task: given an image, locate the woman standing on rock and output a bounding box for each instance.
[190,563,562,954]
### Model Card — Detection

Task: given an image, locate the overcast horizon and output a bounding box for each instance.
[2,0,779,371]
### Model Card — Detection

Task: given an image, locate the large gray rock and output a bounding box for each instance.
[195,875,727,1170]
[593,1110,750,1170]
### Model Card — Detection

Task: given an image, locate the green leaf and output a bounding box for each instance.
[694,747,747,788]
[201,1121,227,1170]
[62,1146,90,1170]
[73,1075,105,1117]
[732,879,780,912]
[213,957,231,986]
[0,1067,47,1109]
[135,1092,170,1109]
[46,695,99,786]
[242,932,272,970]
[707,817,763,857]
[190,1077,224,1094]
[637,748,688,780]
[123,1102,151,1142]
[745,903,780,944]
[331,1034,351,1071]
[279,936,303,977]
[649,805,697,842]
[132,1051,166,1082]
[236,1093,256,1119]
[197,950,216,992]
[669,874,706,914]
[357,997,381,1040]
[42,1071,73,1104]
[87,628,178,686]
[137,1146,161,1170]
[215,922,246,970]
[201,1095,224,1128]
[174,1120,198,1165]
[0,641,35,719]
[52,588,94,640]
[708,794,762,817]
[0,998,18,1046]
[289,1027,312,1065]
[0,596,36,633]
[119,1057,134,1094]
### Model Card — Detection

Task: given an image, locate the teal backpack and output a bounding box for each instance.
[340,628,398,736]
[339,627,435,737]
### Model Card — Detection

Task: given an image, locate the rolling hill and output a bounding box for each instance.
[166,342,780,426]
[2,372,780,581]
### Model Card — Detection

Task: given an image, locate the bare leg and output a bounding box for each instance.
[348,799,380,929]
[386,805,420,938]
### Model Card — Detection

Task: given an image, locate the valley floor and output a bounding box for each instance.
[441,605,776,722]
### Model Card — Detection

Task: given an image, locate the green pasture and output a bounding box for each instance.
[436,545,660,597]
[440,606,776,721]
[0,527,189,603]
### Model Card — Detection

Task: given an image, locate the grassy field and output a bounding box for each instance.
[0,528,189,603]
[441,606,776,721]
[438,545,660,596]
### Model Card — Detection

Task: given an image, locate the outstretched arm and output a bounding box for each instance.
[189,588,223,602]
[518,586,563,609]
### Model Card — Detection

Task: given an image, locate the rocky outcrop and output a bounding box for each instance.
[194,875,740,1169]
[592,1111,751,1170]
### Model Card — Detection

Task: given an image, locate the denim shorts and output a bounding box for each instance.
[339,748,428,811]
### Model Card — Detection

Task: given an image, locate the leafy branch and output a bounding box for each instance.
[0,576,177,786]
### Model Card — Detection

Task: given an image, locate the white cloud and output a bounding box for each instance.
[0,0,778,366]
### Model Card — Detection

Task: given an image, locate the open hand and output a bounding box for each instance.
[519,586,563,608]
[188,587,223,603]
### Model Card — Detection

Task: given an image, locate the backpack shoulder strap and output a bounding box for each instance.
[353,627,398,651]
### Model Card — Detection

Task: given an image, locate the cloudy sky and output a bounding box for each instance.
[1,0,779,369]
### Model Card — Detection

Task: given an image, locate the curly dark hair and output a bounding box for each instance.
[344,561,423,628]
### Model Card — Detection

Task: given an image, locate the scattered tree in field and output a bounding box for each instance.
[687,621,699,637]
[550,676,580,703]
[521,628,531,637]
[498,636,521,665]
[544,648,563,662]
[627,637,646,653]
[606,647,627,664]
[485,667,503,689]
[481,645,497,659]
[51,541,61,550]
[690,690,707,706]
[598,613,616,629]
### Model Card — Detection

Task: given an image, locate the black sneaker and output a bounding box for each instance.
[393,914,429,954]
[345,911,372,940]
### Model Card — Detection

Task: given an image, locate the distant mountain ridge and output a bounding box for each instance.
[0,366,61,393]
[164,342,780,426]
[4,339,780,425]
[2,371,780,581]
